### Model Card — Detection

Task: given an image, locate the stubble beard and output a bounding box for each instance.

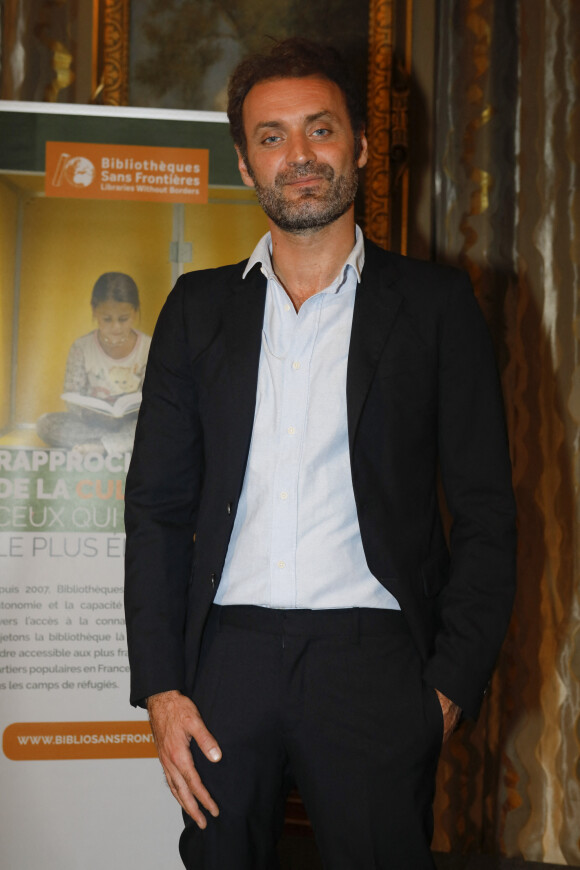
[246,159,359,233]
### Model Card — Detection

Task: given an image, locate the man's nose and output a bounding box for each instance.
[286,132,315,166]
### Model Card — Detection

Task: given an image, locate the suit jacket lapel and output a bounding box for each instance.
[221,263,267,473]
[347,242,403,451]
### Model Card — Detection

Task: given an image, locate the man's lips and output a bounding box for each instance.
[276,164,334,189]
[287,175,322,184]
[283,175,327,191]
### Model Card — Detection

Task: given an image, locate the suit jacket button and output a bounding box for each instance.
[210,573,216,589]
[226,502,232,515]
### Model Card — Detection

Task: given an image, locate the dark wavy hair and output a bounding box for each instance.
[90,272,140,311]
[227,38,366,160]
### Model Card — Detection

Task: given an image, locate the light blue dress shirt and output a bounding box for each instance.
[215,227,400,610]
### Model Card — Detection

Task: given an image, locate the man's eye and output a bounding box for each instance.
[312,128,330,137]
[262,135,281,144]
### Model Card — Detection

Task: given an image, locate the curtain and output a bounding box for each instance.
[432,0,580,863]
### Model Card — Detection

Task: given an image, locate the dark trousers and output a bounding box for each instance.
[179,605,443,870]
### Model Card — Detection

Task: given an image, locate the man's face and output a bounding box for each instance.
[237,76,368,233]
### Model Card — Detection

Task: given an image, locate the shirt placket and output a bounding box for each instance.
[269,293,324,608]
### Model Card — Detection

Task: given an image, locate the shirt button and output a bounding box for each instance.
[287,426,295,435]
[292,361,301,370]
[284,304,291,312]
[280,491,288,500]
[277,560,286,569]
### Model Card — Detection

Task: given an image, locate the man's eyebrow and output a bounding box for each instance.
[252,110,337,136]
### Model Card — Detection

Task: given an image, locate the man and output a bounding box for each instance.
[124,38,516,870]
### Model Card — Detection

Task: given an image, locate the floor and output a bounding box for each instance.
[277,835,578,869]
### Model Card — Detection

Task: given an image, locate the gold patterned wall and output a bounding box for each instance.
[365,0,394,249]
[95,0,130,105]
[432,0,580,863]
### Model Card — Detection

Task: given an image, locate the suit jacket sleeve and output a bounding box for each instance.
[124,277,201,707]
[421,272,517,717]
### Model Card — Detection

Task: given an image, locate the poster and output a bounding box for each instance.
[0,453,184,868]
[0,101,268,869]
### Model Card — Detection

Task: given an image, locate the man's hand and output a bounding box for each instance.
[147,690,222,828]
[435,689,462,743]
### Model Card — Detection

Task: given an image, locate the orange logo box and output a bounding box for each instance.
[45,142,209,203]
[3,721,157,761]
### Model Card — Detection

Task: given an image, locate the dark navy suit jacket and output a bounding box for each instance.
[124,239,517,720]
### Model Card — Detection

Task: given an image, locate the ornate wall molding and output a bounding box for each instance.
[365,0,411,253]
[95,0,130,105]
[365,0,394,249]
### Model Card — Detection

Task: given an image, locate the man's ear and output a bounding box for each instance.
[356,131,369,170]
[235,146,255,188]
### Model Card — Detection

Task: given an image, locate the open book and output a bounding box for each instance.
[61,391,142,419]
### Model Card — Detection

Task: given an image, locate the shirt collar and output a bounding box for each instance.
[242,225,365,287]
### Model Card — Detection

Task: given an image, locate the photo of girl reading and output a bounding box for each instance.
[37,272,151,455]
